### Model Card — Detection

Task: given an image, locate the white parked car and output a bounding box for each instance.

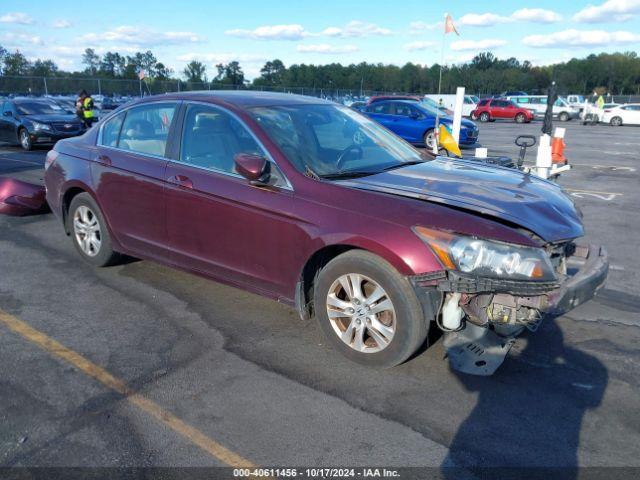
[601,104,640,126]
[505,95,580,121]
[423,94,478,117]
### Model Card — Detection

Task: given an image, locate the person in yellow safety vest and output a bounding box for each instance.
[76,90,95,128]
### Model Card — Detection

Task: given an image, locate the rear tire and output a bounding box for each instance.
[67,193,120,267]
[313,250,428,368]
[610,116,622,126]
[18,128,32,151]
[479,112,490,122]
[515,113,526,124]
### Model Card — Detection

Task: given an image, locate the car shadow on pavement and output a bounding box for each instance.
[441,318,608,480]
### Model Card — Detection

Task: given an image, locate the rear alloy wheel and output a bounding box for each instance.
[18,129,32,151]
[610,116,623,126]
[559,112,570,122]
[314,250,428,368]
[479,112,490,122]
[423,129,436,149]
[68,193,120,267]
[515,113,526,124]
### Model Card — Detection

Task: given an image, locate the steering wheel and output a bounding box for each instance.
[336,145,363,171]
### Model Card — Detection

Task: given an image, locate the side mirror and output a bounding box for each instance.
[409,112,420,120]
[234,153,270,185]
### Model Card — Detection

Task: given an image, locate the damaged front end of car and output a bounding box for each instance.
[410,229,609,375]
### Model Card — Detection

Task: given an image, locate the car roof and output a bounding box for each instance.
[133,90,334,108]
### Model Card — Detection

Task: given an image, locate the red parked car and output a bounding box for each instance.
[44,92,607,374]
[471,98,534,123]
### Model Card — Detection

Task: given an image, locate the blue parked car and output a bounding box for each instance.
[362,99,479,149]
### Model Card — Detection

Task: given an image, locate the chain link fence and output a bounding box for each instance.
[2,75,639,105]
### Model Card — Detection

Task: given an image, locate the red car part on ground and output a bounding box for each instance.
[0,177,48,216]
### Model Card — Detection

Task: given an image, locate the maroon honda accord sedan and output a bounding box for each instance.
[44,91,608,374]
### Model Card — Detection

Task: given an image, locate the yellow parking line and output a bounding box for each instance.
[0,309,255,468]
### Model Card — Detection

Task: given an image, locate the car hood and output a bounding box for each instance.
[339,158,584,243]
[22,114,80,123]
[440,117,476,129]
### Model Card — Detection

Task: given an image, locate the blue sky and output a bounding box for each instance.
[2,0,640,79]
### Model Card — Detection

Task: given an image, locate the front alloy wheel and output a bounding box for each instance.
[73,205,102,257]
[424,129,436,149]
[19,129,32,150]
[314,250,428,368]
[326,273,396,353]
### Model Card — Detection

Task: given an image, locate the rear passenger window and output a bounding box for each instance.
[100,112,125,147]
[371,103,391,114]
[118,103,176,157]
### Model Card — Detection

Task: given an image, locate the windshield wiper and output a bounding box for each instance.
[320,170,380,180]
[380,160,426,172]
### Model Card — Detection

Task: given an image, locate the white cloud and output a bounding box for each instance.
[511,8,562,23]
[450,38,507,51]
[321,20,391,37]
[52,19,72,29]
[523,29,640,47]
[458,13,512,27]
[1,32,43,46]
[403,41,437,51]
[296,44,358,54]
[573,0,640,23]
[79,26,203,46]
[454,9,562,28]
[225,24,309,41]
[177,52,268,64]
[409,21,441,33]
[0,12,33,24]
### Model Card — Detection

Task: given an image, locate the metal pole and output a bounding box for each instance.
[43,77,48,95]
[97,78,101,96]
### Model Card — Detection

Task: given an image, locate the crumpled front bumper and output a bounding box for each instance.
[410,243,608,375]
[542,244,608,316]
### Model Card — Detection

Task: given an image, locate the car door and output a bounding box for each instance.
[492,100,508,118]
[625,105,640,124]
[365,102,394,131]
[164,102,301,297]
[0,101,18,142]
[93,101,178,259]
[391,103,424,142]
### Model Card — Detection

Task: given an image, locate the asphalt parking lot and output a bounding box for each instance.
[1,120,639,477]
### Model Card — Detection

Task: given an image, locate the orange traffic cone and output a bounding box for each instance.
[551,128,566,164]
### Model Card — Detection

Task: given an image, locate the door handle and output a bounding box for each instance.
[167,174,193,189]
[96,154,112,166]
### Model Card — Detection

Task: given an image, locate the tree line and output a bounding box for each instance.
[1,45,639,95]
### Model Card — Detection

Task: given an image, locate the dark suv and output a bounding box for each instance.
[0,98,85,150]
[44,91,607,374]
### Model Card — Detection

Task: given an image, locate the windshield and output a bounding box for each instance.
[250,104,423,177]
[16,101,65,115]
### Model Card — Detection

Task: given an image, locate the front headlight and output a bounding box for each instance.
[413,226,556,281]
[32,121,52,132]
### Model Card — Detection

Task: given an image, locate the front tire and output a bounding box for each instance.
[559,112,570,122]
[423,129,435,149]
[67,193,120,267]
[479,112,490,122]
[18,128,32,151]
[313,250,428,368]
[610,116,622,126]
